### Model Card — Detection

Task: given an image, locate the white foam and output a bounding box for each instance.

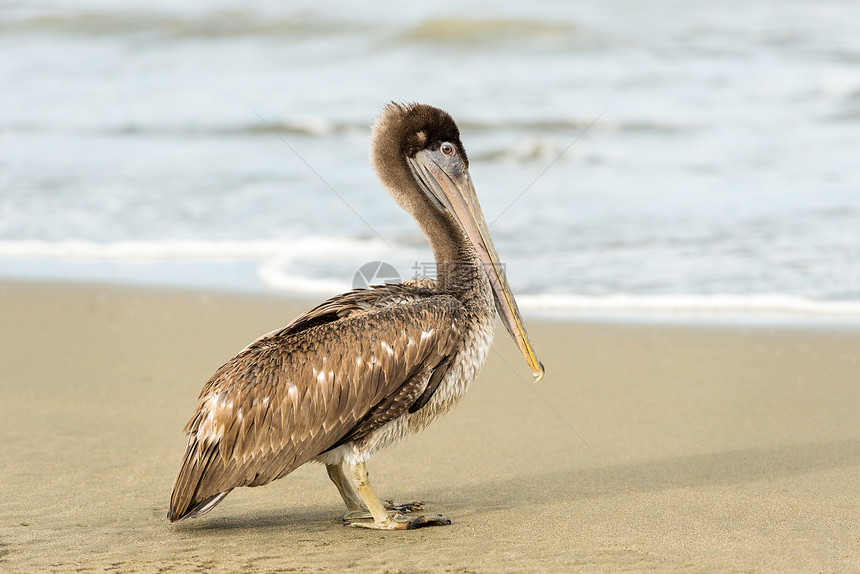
[0,237,413,297]
[0,237,387,261]
[258,256,350,295]
[2,240,859,317]
[518,293,860,316]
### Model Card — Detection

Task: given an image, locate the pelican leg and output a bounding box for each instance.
[342,461,451,530]
[327,463,426,520]
[326,463,371,520]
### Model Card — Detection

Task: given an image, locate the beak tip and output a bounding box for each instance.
[532,361,545,384]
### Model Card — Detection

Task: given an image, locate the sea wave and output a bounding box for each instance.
[0,238,410,296]
[517,294,860,316]
[3,119,369,138]
[458,118,689,134]
[471,136,602,163]
[1,240,858,316]
[398,18,574,45]
[0,10,360,39]
[0,237,391,261]
[4,115,686,140]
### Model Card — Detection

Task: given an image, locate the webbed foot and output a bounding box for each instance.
[343,513,451,530]
[385,500,424,513]
[339,500,424,521]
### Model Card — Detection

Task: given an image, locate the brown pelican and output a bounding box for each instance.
[168,103,544,530]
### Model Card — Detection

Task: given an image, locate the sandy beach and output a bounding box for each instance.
[1,280,859,573]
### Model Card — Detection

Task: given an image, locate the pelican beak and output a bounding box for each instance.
[408,149,545,383]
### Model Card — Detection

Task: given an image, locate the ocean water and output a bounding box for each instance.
[2,0,859,315]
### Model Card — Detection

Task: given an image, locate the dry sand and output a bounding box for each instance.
[1,280,859,573]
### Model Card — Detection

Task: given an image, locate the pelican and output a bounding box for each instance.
[168,103,544,530]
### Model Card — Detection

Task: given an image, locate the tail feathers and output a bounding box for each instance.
[168,438,232,523]
[168,490,232,523]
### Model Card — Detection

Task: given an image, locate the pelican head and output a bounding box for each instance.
[371,103,544,382]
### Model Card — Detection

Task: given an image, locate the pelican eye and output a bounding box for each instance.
[440,142,455,156]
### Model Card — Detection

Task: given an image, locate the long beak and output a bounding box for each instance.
[408,150,545,382]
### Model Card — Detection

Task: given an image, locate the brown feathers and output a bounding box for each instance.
[372,102,467,165]
[168,284,463,522]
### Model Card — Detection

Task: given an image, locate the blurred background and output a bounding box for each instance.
[2,0,859,313]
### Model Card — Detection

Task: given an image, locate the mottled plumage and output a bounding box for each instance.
[168,103,542,528]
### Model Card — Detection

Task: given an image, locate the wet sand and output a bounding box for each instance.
[1,281,859,573]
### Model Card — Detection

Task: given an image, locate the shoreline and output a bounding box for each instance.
[2,276,860,327]
[2,280,859,572]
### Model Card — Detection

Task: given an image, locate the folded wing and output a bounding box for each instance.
[168,292,463,521]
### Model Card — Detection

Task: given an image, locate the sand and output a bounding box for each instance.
[1,280,859,573]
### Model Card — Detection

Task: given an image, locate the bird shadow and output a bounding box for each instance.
[174,508,340,535]
[173,438,860,532]
[421,438,860,512]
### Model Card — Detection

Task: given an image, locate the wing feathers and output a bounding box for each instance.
[168,290,463,521]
